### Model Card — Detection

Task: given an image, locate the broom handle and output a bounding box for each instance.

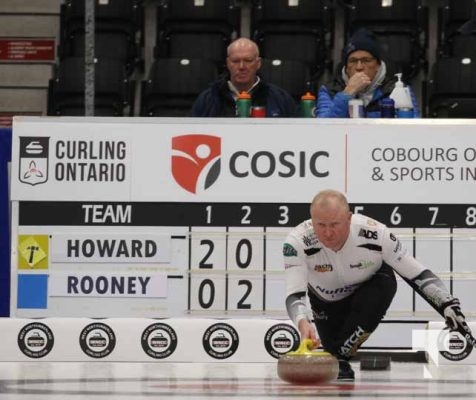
[458,326,476,348]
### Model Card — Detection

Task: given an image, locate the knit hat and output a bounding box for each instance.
[343,28,382,64]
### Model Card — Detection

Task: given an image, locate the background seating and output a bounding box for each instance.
[58,0,144,75]
[251,0,334,82]
[47,57,134,116]
[140,57,219,117]
[259,58,312,102]
[155,0,240,72]
[1,0,476,119]
[426,57,476,118]
[438,0,476,58]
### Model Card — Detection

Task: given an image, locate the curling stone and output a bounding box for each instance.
[360,354,391,371]
[277,339,339,384]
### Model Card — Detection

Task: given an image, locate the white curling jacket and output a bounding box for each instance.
[283,213,426,303]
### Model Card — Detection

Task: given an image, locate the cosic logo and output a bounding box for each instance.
[230,150,329,178]
[19,137,50,186]
[171,134,330,194]
[171,135,221,194]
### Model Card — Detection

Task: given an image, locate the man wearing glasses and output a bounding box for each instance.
[191,37,297,117]
[316,28,420,118]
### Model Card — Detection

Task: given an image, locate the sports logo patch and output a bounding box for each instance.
[358,228,378,240]
[283,243,297,257]
[315,264,333,272]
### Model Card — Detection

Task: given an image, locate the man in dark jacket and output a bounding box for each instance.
[191,38,297,117]
[316,29,420,118]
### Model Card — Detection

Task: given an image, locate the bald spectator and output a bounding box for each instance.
[191,38,297,117]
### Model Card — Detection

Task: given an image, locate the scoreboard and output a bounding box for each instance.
[10,117,476,319]
[18,201,476,228]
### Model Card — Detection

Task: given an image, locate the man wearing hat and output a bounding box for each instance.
[316,28,420,118]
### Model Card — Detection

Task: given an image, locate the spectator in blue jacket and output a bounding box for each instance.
[316,29,420,118]
[191,38,297,117]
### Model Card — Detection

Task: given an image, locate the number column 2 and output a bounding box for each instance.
[188,227,266,314]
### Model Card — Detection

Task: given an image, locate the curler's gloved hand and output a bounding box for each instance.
[442,298,470,333]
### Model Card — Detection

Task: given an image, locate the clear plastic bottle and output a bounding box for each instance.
[389,73,413,118]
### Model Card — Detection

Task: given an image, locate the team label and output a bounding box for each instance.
[49,273,168,298]
[51,233,171,263]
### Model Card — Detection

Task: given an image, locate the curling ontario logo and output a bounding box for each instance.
[19,137,50,186]
[171,134,221,194]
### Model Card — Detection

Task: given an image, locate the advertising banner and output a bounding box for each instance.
[11,118,476,203]
[9,118,476,339]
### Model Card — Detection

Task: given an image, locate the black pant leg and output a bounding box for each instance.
[309,296,353,357]
[348,262,397,332]
[310,262,397,359]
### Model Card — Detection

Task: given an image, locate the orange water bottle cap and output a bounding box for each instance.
[238,91,251,99]
[301,91,316,100]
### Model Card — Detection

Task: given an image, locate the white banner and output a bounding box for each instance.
[12,117,476,203]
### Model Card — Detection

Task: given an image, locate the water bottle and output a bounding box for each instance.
[389,73,413,118]
[366,110,381,118]
[300,91,316,117]
[348,99,364,118]
[236,91,252,118]
[380,98,395,118]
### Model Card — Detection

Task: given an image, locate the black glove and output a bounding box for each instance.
[442,298,470,333]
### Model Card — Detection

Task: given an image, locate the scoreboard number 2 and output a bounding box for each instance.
[189,227,265,313]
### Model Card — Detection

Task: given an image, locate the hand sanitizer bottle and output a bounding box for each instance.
[389,73,413,118]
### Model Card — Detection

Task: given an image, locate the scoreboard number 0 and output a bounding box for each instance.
[189,227,265,313]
